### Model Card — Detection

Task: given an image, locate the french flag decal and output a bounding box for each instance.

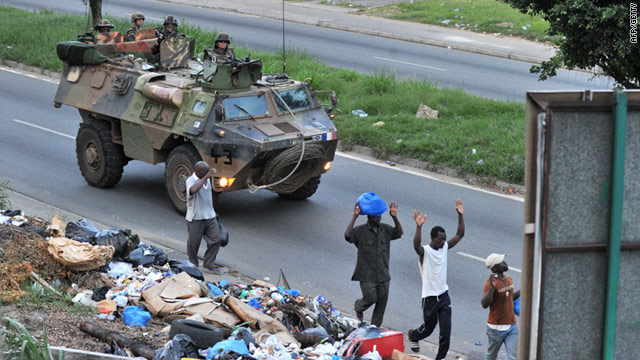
[322,131,338,141]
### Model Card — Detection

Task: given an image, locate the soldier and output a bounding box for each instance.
[152,16,185,55]
[204,32,236,64]
[125,12,145,42]
[94,19,114,35]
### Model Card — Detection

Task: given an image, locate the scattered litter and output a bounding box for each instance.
[476,159,484,165]
[372,121,385,127]
[441,20,451,25]
[472,148,477,155]
[416,103,439,119]
[352,109,368,118]
[475,341,483,346]
[396,139,403,144]
[522,26,527,31]
[386,161,396,167]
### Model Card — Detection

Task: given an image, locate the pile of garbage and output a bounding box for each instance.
[1,210,422,360]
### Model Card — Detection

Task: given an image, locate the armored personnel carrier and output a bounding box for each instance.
[54,31,338,213]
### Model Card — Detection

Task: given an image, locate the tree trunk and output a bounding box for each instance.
[89,0,102,28]
[79,322,156,359]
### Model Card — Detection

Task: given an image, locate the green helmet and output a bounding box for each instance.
[94,19,114,31]
[131,12,145,22]
[163,16,178,27]
[215,32,230,44]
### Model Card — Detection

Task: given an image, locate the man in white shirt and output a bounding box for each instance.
[185,161,221,272]
[407,199,465,360]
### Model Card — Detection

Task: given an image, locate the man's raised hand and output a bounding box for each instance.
[413,209,427,227]
[354,202,361,216]
[456,198,464,215]
[389,201,399,217]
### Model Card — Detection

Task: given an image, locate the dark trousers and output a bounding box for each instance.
[186,217,220,269]
[355,280,390,327]
[409,291,452,360]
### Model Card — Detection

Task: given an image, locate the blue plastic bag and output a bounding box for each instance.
[206,339,249,360]
[207,283,224,298]
[284,289,300,297]
[247,298,263,310]
[356,193,388,217]
[123,306,151,327]
[514,297,520,316]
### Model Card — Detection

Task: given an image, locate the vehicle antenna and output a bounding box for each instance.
[282,0,286,74]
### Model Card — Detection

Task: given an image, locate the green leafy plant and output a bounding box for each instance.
[0,317,62,360]
[0,180,11,211]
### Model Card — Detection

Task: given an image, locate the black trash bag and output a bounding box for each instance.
[94,228,140,258]
[168,259,204,281]
[234,327,256,348]
[125,244,168,267]
[65,219,99,239]
[153,334,199,360]
[219,221,229,247]
[318,310,333,337]
[293,327,333,348]
[23,224,47,238]
[1,209,22,217]
[92,286,111,301]
[70,236,93,244]
[65,219,100,239]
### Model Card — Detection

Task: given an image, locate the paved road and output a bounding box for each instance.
[0,67,524,359]
[5,0,613,101]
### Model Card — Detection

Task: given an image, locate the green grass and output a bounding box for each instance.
[364,0,557,43]
[0,317,62,360]
[0,5,526,184]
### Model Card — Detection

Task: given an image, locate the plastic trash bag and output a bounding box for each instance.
[65,218,100,239]
[356,193,388,217]
[206,339,249,360]
[95,228,140,258]
[207,283,225,298]
[126,244,168,267]
[293,327,333,348]
[360,345,382,360]
[169,259,204,281]
[234,327,256,348]
[107,261,133,278]
[92,286,111,301]
[153,334,199,360]
[219,221,230,247]
[123,306,151,327]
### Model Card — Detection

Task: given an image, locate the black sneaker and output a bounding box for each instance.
[355,310,364,322]
[408,329,420,352]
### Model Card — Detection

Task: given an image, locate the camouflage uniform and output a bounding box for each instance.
[125,12,145,42]
[204,32,235,64]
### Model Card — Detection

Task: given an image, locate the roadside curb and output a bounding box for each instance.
[338,142,526,196]
[0,59,61,80]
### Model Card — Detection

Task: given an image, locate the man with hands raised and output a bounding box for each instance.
[345,193,403,327]
[407,199,465,360]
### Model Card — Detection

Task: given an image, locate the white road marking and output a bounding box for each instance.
[0,66,58,84]
[373,56,448,72]
[457,251,522,273]
[336,152,524,202]
[124,13,163,21]
[12,119,75,140]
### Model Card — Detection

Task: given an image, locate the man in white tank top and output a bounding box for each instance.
[407,199,465,360]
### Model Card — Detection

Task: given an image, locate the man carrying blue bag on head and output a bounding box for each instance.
[344,192,403,327]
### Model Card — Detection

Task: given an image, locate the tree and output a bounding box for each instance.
[502,0,640,88]
[82,0,102,28]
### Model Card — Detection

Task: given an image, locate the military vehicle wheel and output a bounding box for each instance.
[76,121,125,188]
[165,145,202,214]
[278,176,321,200]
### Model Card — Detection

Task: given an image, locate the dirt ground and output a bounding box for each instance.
[0,303,170,355]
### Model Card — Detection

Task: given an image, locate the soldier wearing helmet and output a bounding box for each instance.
[125,12,145,42]
[152,15,185,55]
[204,32,235,64]
[94,19,114,35]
